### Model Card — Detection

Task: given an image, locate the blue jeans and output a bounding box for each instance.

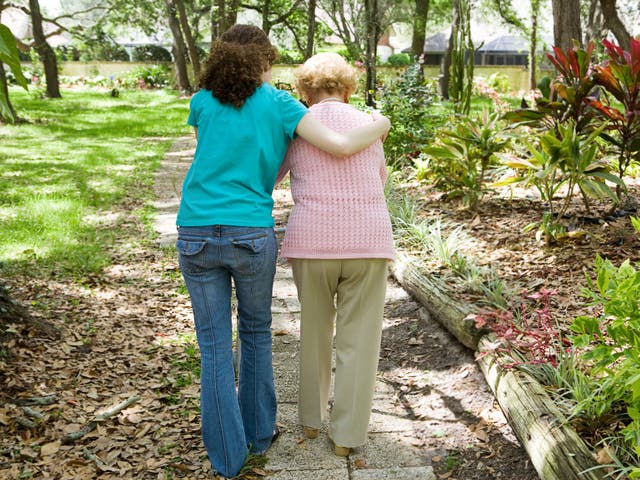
[177,225,278,478]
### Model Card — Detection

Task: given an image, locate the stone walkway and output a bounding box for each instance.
[152,136,537,480]
[153,136,434,479]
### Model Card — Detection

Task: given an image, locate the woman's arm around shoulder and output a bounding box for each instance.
[295,112,390,158]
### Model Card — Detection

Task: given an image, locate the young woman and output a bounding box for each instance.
[276,52,394,456]
[176,26,390,478]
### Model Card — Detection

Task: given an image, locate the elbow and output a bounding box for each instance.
[333,139,353,158]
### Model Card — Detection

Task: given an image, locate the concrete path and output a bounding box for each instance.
[153,136,436,479]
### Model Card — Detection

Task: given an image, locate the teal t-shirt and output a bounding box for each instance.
[177,83,307,227]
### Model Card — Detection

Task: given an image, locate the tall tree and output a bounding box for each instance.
[318,0,410,61]
[29,0,60,98]
[599,0,631,50]
[411,0,430,58]
[364,0,379,106]
[304,0,316,59]
[211,0,239,40]
[551,0,581,48]
[175,0,201,79]
[166,0,191,91]
[242,0,304,35]
[319,0,364,60]
[448,0,473,113]
[528,0,540,91]
[585,0,606,44]
[488,0,542,91]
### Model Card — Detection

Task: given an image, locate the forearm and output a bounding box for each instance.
[295,113,390,158]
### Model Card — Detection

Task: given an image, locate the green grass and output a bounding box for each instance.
[0,87,190,277]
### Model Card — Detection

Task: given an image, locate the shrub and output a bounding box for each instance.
[386,53,411,66]
[567,243,640,479]
[132,45,172,63]
[116,64,170,89]
[419,109,510,210]
[277,49,303,65]
[92,42,129,62]
[55,45,81,61]
[379,63,440,169]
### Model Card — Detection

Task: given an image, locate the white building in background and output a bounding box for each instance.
[1,5,69,48]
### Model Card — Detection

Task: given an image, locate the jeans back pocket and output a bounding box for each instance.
[231,232,270,275]
[177,239,207,274]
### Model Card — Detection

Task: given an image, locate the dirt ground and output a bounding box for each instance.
[400,178,640,323]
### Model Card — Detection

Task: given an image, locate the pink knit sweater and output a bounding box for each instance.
[276,101,395,260]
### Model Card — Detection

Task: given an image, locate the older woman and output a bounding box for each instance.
[276,52,394,456]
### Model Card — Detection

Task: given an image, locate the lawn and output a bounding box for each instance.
[0,88,191,278]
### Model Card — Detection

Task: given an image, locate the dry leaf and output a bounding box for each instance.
[40,440,61,457]
[595,445,614,465]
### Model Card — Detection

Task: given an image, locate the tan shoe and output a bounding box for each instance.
[303,427,319,439]
[334,444,350,457]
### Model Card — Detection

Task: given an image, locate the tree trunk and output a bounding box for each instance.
[261,0,272,34]
[411,0,430,59]
[211,0,225,39]
[174,0,200,79]
[599,0,631,51]
[585,0,605,45]
[552,0,582,49]
[439,3,458,100]
[0,64,18,124]
[391,252,483,349]
[528,1,538,91]
[304,0,316,60]
[211,0,239,41]
[28,0,60,98]
[166,0,191,92]
[391,250,606,480]
[364,0,378,107]
[477,336,605,480]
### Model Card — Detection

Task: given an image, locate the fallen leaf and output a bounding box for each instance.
[595,445,613,465]
[40,441,61,457]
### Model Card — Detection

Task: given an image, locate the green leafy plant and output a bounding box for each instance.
[132,45,172,62]
[117,65,171,89]
[379,63,440,169]
[570,251,640,478]
[0,22,29,123]
[496,120,621,243]
[588,37,640,200]
[419,109,510,210]
[386,53,412,66]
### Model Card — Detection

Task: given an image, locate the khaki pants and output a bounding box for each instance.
[290,258,388,447]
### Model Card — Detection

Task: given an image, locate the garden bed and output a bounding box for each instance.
[388,178,640,479]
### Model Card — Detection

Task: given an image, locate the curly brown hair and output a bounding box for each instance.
[198,25,278,108]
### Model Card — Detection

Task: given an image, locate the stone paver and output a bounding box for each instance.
[154,137,437,479]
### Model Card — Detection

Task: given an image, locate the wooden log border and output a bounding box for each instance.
[391,251,603,480]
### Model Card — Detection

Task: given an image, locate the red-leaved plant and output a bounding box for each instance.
[475,288,570,368]
[588,37,640,199]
